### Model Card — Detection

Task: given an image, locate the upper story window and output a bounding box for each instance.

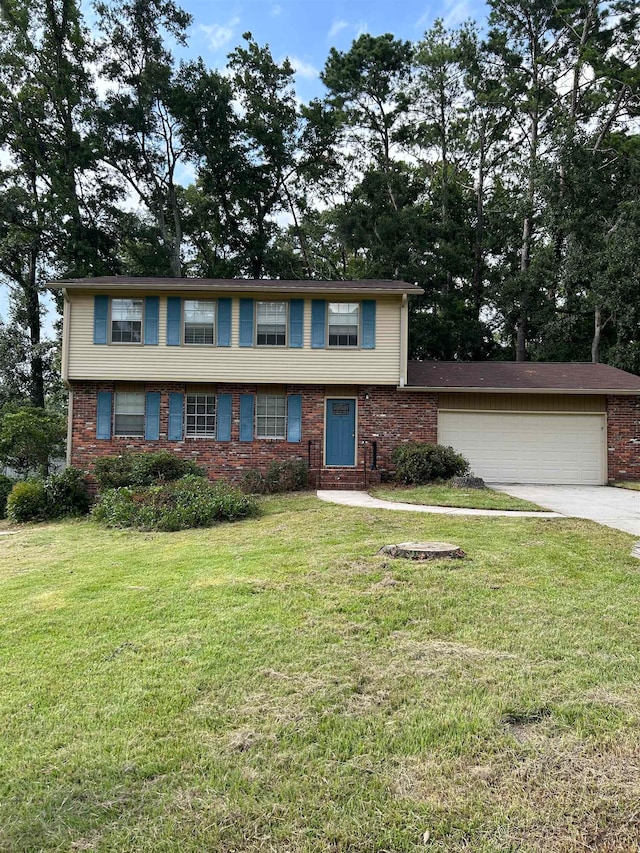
[184,300,215,345]
[256,394,287,439]
[114,391,145,436]
[328,302,359,347]
[185,393,216,437]
[256,301,287,346]
[111,298,142,343]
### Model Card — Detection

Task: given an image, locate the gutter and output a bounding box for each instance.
[396,385,640,395]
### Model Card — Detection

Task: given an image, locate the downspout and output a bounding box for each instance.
[61,288,71,386]
[66,390,73,466]
[62,288,72,466]
[399,294,408,387]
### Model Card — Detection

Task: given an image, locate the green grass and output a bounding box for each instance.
[613,481,640,491]
[1,495,640,851]
[370,483,544,511]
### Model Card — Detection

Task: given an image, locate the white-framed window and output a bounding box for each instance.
[328,302,359,347]
[111,298,143,343]
[114,391,145,436]
[256,301,287,346]
[185,394,216,437]
[256,394,287,439]
[184,300,215,345]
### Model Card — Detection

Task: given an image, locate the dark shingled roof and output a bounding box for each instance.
[406,361,640,393]
[49,276,423,295]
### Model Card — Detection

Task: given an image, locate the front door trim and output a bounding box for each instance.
[324,396,357,467]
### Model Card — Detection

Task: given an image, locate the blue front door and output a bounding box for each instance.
[325,399,356,466]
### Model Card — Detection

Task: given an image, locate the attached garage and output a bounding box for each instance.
[405,361,640,485]
[438,410,606,484]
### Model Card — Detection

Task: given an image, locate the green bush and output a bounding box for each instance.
[0,474,15,519]
[0,406,66,476]
[242,459,309,494]
[391,442,470,485]
[6,480,48,523]
[44,467,91,517]
[5,467,91,523]
[92,475,259,531]
[93,451,205,489]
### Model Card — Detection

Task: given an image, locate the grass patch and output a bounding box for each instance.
[613,481,640,491]
[370,483,545,511]
[1,495,640,851]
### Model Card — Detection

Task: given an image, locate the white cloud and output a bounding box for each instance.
[271,4,282,15]
[198,17,240,52]
[288,56,320,80]
[328,19,348,39]
[416,0,473,30]
[355,20,369,37]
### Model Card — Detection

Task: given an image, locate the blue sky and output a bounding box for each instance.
[1,0,488,331]
[180,0,487,102]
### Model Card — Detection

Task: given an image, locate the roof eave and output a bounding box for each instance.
[398,385,640,395]
[47,280,424,296]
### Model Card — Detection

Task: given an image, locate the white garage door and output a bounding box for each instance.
[438,411,606,485]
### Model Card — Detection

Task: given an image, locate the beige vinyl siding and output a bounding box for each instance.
[66,292,402,384]
[438,392,606,412]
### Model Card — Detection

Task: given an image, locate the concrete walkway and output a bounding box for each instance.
[493,484,640,536]
[316,490,562,519]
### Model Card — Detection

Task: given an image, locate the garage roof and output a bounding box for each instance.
[406,361,640,394]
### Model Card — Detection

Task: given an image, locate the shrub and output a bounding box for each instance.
[391,442,470,485]
[5,467,91,523]
[93,451,205,490]
[6,480,48,523]
[0,406,66,476]
[242,459,309,494]
[92,475,259,531]
[0,474,15,519]
[44,467,91,517]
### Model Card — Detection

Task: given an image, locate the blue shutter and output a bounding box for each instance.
[167,297,181,346]
[216,394,232,441]
[239,394,254,441]
[168,392,184,441]
[289,299,304,348]
[96,391,112,439]
[145,392,160,440]
[217,298,231,346]
[311,300,326,348]
[287,395,302,443]
[93,296,109,344]
[144,297,159,345]
[361,300,376,349]
[239,299,254,347]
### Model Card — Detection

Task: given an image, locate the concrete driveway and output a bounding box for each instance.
[492,484,640,536]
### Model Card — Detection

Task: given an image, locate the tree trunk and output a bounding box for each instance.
[472,123,486,319]
[591,304,601,363]
[516,316,527,362]
[26,248,45,408]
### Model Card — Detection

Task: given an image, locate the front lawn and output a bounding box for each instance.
[1,496,639,851]
[370,483,544,511]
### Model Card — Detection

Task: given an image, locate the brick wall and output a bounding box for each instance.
[607,395,640,481]
[70,381,438,487]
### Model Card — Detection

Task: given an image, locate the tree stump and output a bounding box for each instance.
[378,541,465,561]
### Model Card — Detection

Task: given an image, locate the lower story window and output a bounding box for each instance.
[186,394,216,437]
[114,391,145,436]
[256,394,286,439]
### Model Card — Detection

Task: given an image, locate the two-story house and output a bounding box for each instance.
[51,276,640,487]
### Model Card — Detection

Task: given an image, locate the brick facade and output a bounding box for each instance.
[607,395,640,482]
[70,381,438,489]
[69,381,640,486]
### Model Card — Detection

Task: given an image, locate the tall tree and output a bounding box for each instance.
[0,0,105,405]
[95,0,192,277]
